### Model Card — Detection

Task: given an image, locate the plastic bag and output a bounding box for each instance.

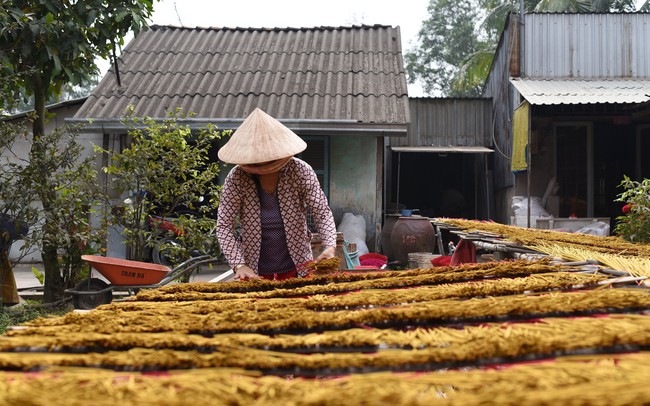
[575,221,610,236]
[337,213,369,255]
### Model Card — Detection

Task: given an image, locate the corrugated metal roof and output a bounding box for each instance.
[510,78,650,105]
[3,97,87,122]
[73,25,409,130]
[391,146,493,153]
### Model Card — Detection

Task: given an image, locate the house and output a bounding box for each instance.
[385,97,494,221]
[69,24,410,256]
[2,97,88,167]
[484,13,650,230]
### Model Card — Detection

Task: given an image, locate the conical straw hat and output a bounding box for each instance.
[218,108,307,164]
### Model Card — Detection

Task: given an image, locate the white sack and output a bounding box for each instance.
[512,196,551,217]
[337,212,369,255]
[576,221,610,237]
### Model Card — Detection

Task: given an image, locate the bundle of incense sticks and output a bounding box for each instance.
[0,353,649,405]
[439,218,650,277]
[135,259,569,300]
[121,272,607,304]
[1,249,648,404]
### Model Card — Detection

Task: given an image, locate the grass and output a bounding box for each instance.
[0,301,71,334]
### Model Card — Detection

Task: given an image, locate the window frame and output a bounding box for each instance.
[298,135,330,198]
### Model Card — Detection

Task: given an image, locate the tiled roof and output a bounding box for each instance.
[74,25,409,131]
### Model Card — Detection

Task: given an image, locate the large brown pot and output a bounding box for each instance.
[380,214,401,261]
[390,216,435,266]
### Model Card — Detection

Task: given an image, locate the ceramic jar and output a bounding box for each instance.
[380,214,401,261]
[390,215,435,266]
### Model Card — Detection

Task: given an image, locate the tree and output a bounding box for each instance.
[100,109,223,267]
[534,0,636,12]
[21,123,106,302]
[0,0,157,302]
[0,121,37,305]
[405,0,483,96]
[4,74,100,116]
[0,119,102,304]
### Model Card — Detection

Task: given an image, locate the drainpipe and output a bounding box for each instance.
[527,107,532,228]
[519,1,532,228]
[520,0,525,78]
[485,156,490,219]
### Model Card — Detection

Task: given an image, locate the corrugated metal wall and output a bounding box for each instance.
[483,12,650,223]
[390,98,492,147]
[524,13,650,79]
[485,12,650,191]
[483,13,518,192]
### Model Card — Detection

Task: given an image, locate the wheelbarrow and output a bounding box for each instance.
[65,254,219,310]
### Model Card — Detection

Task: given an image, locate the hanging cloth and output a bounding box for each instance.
[512,101,529,172]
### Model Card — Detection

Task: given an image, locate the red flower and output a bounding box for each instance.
[622,204,632,214]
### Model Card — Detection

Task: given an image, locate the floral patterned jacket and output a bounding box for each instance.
[216,158,337,276]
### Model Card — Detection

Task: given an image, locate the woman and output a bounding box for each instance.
[216,108,337,281]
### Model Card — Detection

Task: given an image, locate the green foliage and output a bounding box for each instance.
[0,0,156,303]
[534,0,636,12]
[16,122,104,288]
[5,74,100,115]
[0,302,69,334]
[1,118,103,302]
[31,266,44,285]
[613,176,650,243]
[0,120,39,259]
[450,48,495,96]
[479,0,540,41]
[100,108,225,263]
[405,0,482,96]
[0,0,156,110]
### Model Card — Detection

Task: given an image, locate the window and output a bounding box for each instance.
[297,136,329,197]
[297,136,329,233]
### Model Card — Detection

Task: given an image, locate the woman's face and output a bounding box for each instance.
[242,159,281,168]
[239,157,291,175]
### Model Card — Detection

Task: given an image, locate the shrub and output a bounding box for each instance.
[1,120,103,303]
[99,108,225,263]
[0,302,70,334]
[613,175,650,243]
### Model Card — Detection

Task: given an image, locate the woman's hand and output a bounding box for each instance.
[315,246,336,262]
[232,265,260,281]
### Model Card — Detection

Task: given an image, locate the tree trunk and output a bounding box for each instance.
[0,249,19,306]
[31,73,65,303]
[41,243,64,303]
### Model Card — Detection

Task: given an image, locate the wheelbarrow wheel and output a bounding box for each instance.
[152,237,182,267]
[72,278,113,310]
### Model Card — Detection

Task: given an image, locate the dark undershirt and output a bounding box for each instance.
[256,182,295,274]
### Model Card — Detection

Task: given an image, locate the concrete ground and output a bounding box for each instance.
[11,260,233,302]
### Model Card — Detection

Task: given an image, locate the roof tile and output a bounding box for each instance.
[75,25,409,125]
